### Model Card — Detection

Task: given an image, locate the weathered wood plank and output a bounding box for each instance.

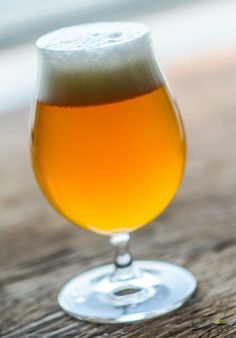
[1,53,236,337]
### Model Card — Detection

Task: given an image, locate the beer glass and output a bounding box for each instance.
[30,22,196,323]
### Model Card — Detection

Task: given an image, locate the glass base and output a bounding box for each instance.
[58,260,197,324]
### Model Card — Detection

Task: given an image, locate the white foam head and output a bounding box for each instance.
[36,22,163,106]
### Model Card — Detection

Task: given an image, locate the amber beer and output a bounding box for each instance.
[31,24,185,234]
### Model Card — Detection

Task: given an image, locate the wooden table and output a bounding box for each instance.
[1,52,236,337]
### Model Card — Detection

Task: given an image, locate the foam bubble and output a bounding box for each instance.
[36,22,163,106]
[37,22,149,51]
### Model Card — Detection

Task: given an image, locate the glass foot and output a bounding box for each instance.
[58,260,197,323]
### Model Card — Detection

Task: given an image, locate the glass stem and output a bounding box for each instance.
[110,233,137,282]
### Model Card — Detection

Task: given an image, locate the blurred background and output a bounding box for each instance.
[1,0,236,244]
[1,0,236,237]
[0,0,235,115]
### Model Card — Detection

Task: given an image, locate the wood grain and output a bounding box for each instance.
[1,52,236,337]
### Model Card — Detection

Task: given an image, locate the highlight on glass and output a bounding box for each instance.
[30,22,197,323]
